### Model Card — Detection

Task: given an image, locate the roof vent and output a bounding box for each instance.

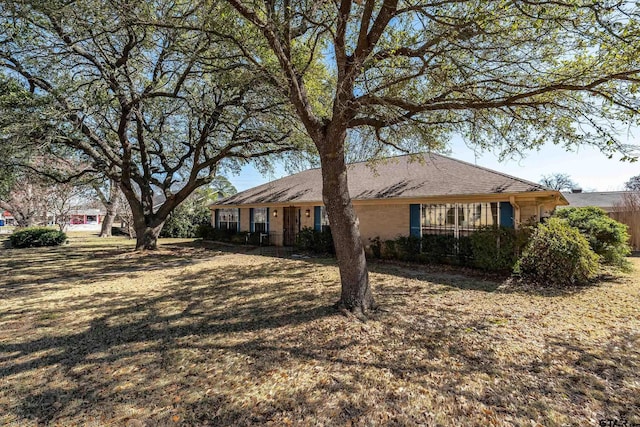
[571,187,583,193]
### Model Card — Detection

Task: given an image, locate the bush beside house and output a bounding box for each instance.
[555,206,631,267]
[296,227,335,254]
[515,218,600,286]
[369,226,529,272]
[197,225,275,246]
[160,203,210,238]
[367,210,630,287]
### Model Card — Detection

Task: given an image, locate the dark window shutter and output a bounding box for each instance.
[500,202,514,228]
[266,208,270,233]
[249,208,254,232]
[314,206,322,231]
[410,204,421,237]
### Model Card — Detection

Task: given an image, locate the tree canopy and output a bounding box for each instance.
[225,0,639,154]
[222,0,640,314]
[0,0,306,249]
[539,173,578,191]
[624,174,640,191]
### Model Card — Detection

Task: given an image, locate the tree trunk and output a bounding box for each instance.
[318,137,375,316]
[98,181,121,237]
[99,210,116,237]
[126,220,135,239]
[99,197,119,238]
[15,214,36,228]
[134,221,164,250]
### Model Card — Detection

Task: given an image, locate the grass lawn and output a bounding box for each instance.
[0,234,638,426]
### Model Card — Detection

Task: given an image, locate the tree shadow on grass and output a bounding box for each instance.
[178,239,631,298]
[177,316,639,425]
[2,262,337,424]
[0,240,229,300]
[169,239,504,293]
[2,238,638,425]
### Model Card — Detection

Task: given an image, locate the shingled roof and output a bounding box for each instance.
[561,191,630,210]
[217,153,553,206]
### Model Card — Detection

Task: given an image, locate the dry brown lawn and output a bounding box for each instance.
[0,233,638,426]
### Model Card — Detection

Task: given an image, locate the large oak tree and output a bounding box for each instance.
[220,0,640,314]
[0,0,304,249]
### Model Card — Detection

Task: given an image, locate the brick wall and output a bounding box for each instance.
[354,203,410,244]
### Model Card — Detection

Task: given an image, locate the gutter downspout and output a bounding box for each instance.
[509,196,520,229]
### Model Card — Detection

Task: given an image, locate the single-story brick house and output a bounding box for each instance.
[210,153,568,246]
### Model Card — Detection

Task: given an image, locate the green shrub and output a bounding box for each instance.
[515,218,599,286]
[379,233,469,265]
[196,226,269,246]
[227,232,261,245]
[160,202,210,238]
[373,228,531,271]
[196,224,236,241]
[555,206,631,267]
[296,227,334,254]
[456,235,473,265]
[421,233,458,263]
[394,235,421,261]
[10,227,67,248]
[383,239,398,259]
[470,226,519,271]
[369,236,383,259]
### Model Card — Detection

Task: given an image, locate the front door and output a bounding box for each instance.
[283,206,298,246]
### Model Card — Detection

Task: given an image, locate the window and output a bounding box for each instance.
[421,202,499,237]
[253,208,268,233]
[320,206,330,232]
[218,208,239,231]
[71,215,85,225]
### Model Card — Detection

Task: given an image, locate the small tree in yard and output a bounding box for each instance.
[160,184,231,238]
[222,0,639,314]
[0,173,47,228]
[46,181,92,232]
[116,190,135,239]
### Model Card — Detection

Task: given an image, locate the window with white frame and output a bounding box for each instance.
[218,208,239,231]
[253,207,268,233]
[421,203,499,237]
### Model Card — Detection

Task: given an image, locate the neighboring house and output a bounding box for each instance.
[0,211,15,230]
[210,153,568,247]
[1,210,14,225]
[1,204,107,231]
[561,190,640,250]
[65,206,106,231]
[561,190,629,211]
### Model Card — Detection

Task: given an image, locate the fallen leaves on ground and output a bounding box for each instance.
[0,233,638,426]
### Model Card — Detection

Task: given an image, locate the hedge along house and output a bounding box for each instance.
[209,153,568,247]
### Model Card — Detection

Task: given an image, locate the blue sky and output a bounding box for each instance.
[227,134,640,193]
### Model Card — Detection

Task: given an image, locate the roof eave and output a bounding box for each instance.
[209,189,565,209]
